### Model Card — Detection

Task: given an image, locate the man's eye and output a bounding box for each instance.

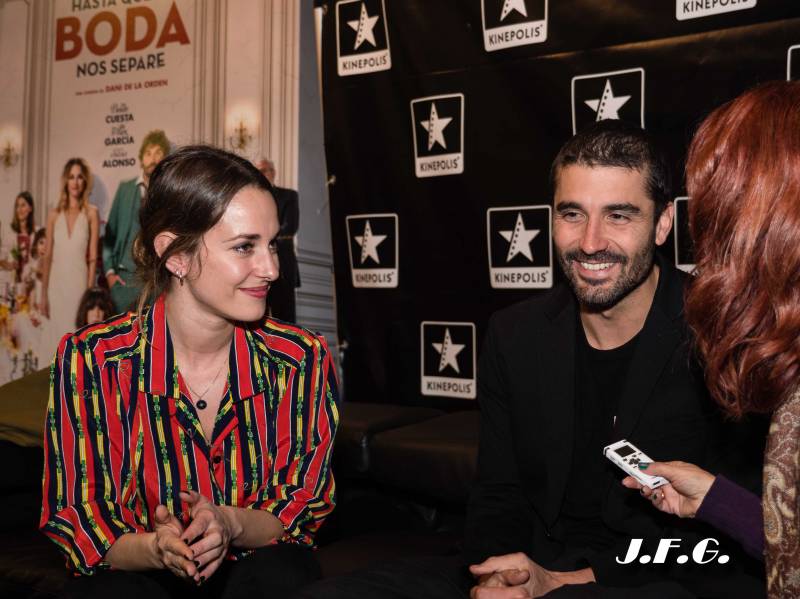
[609,213,630,223]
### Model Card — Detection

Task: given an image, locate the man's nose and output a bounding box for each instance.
[579,218,608,255]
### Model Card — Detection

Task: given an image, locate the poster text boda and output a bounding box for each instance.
[56,1,190,78]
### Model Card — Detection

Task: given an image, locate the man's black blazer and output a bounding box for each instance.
[272,185,300,288]
[463,257,764,596]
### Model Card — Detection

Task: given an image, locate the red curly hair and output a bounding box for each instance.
[685,81,800,417]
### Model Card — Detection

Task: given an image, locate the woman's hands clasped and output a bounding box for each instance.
[178,490,239,582]
[152,504,199,581]
[151,490,239,584]
[621,460,716,518]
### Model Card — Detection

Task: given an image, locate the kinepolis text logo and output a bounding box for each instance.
[336,0,391,76]
[345,213,398,288]
[480,0,548,52]
[410,94,465,178]
[676,0,756,21]
[571,68,644,135]
[486,205,552,289]
[788,45,800,81]
[673,197,695,274]
[420,321,476,399]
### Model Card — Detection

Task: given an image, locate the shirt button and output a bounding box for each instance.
[212,455,222,465]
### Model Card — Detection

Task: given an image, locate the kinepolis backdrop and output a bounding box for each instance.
[318,0,800,408]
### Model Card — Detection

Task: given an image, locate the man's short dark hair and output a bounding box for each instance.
[138,129,171,162]
[550,120,672,218]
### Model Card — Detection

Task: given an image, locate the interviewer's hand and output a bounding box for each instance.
[152,504,197,580]
[622,461,715,518]
[180,490,236,582]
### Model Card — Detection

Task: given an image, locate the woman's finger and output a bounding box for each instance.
[188,530,223,559]
[193,544,224,569]
[161,533,194,561]
[198,552,227,581]
[181,510,212,545]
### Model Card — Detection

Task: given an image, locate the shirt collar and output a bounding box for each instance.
[138,295,270,401]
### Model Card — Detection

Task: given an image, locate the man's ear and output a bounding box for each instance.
[154,232,189,278]
[655,202,674,247]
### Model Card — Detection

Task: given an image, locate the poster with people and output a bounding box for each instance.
[0,0,197,384]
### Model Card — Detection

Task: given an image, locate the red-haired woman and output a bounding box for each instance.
[622,81,800,598]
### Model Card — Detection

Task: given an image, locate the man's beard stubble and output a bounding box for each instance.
[557,232,656,312]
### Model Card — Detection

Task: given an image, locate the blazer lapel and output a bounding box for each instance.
[539,285,577,525]
[613,261,684,441]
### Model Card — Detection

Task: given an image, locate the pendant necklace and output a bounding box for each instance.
[185,360,226,410]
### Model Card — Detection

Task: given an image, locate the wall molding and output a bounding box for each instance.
[22,0,53,215]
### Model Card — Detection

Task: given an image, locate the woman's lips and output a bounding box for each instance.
[240,286,269,298]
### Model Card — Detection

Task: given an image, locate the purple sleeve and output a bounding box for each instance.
[695,475,764,561]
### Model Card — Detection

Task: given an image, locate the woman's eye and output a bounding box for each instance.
[234,243,254,254]
[268,240,278,253]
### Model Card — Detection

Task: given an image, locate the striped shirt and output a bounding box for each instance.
[40,295,339,575]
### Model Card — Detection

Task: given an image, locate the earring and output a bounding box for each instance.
[177,271,184,286]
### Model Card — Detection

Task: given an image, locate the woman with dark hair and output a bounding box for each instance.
[621,81,800,597]
[74,286,115,328]
[0,191,36,290]
[41,158,99,353]
[10,191,35,278]
[40,145,338,598]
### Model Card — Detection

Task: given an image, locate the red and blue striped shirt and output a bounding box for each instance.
[40,295,339,575]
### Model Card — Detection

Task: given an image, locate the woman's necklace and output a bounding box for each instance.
[184,359,227,410]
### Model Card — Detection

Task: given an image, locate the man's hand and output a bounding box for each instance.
[179,490,238,582]
[152,504,198,580]
[107,272,126,287]
[470,553,595,598]
[469,553,559,598]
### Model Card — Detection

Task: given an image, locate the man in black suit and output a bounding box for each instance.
[298,122,762,598]
[257,157,300,322]
[464,121,762,598]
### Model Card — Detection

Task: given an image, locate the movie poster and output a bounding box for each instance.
[0,0,197,384]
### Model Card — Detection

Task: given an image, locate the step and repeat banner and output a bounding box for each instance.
[0,0,196,383]
[319,0,800,407]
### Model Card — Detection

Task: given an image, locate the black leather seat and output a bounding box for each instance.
[334,403,443,476]
[369,411,479,504]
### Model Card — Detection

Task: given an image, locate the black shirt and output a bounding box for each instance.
[560,318,639,551]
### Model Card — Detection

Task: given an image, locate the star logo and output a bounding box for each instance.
[354,220,387,264]
[336,0,392,76]
[571,68,644,134]
[346,213,398,288]
[499,212,539,262]
[487,205,552,289]
[481,0,548,51]
[347,3,379,50]
[500,0,527,20]
[420,103,452,151]
[411,94,464,177]
[584,79,630,121]
[432,328,465,374]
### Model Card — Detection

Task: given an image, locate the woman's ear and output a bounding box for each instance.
[154,232,189,279]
